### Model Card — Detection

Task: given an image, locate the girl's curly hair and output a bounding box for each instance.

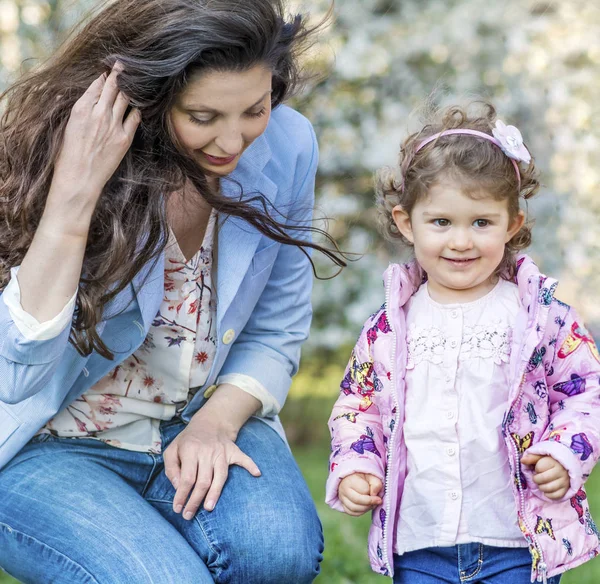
[375,101,540,279]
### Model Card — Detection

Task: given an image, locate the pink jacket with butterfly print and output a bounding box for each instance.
[326,255,600,582]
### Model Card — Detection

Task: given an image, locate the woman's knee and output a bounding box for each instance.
[217,503,324,584]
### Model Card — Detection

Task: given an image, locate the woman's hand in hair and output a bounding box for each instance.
[164,384,262,519]
[46,63,141,236]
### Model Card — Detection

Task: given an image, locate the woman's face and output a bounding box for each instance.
[170,65,272,179]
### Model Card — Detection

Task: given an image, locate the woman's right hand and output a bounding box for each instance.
[47,63,141,228]
[338,473,383,516]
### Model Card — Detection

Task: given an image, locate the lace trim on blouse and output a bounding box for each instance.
[406,322,512,368]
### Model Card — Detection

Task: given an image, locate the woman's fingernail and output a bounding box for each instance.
[184,511,193,520]
[205,500,214,511]
[174,504,183,514]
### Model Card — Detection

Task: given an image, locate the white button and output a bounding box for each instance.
[446,447,456,457]
[450,491,459,500]
[450,339,458,348]
[222,329,235,345]
[446,411,454,419]
[204,384,218,398]
[451,310,458,319]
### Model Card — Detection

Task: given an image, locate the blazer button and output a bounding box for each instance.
[222,329,235,345]
[204,385,218,399]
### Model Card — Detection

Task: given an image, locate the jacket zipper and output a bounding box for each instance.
[508,298,547,583]
[382,268,399,576]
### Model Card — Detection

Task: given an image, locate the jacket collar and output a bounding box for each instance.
[383,254,558,312]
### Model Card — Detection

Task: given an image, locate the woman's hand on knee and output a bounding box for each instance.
[164,419,261,520]
[338,473,383,516]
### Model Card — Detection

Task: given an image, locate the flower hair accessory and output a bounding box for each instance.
[491,120,531,164]
[404,120,532,192]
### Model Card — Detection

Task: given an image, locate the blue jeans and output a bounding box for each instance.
[393,544,562,584]
[0,417,323,583]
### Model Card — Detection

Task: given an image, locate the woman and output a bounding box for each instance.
[0,1,337,582]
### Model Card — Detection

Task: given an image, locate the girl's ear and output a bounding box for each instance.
[506,210,526,242]
[392,205,414,243]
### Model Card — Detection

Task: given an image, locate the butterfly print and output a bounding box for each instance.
[535,516,556,540]
[334,412,358,423]
[571,433,593,461]
[562,538,573,556]
[538,281,557,306]
[351,427,381,458]
[340,371,354,395]
[570,488,587,524]
[367,312,392,345]
[558,321,600,364]
[380,508,386,529]
[553,374,586,397]
[512,431,534,455]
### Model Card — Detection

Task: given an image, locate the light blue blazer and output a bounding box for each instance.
[0,105,317,470]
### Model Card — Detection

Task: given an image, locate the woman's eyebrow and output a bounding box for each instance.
[185,90,272,113]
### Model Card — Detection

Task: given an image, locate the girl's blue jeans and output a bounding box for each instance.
[0,417,323,583]
[393,544,562,584]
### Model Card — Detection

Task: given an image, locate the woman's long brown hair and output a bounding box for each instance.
[0,0,343,359]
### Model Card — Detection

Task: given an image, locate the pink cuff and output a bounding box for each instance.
[522,440,583,502]
[325,456,385,513]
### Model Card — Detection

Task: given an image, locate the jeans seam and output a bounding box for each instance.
[459,544,484,581]
[0,522,100,583]
[140,454,159,498]
[145,499,225,571]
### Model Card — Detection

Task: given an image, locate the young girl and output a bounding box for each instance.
[326,102,600,584]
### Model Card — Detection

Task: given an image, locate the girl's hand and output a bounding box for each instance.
[521,453,570,499]
[338,473,383,516]
[163,416,261,520]
[48,63,141,224]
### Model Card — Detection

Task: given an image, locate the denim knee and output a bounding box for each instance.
[217,508,323,584]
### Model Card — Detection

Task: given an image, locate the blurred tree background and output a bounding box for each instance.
[1,1,599,582]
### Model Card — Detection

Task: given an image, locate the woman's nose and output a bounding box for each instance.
[214,126,243,157]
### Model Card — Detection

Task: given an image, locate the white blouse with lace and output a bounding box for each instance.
[395,278,528,554]
[4,212,278,453]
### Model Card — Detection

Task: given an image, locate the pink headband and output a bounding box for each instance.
[406,120,531,192]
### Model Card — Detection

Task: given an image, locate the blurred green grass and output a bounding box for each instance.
[2,356,600,583]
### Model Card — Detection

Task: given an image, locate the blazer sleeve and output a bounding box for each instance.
[216,118,317,413]
[0,288,73,404]
[524,301,600,500]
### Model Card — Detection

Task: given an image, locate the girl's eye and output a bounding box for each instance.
[189,115,213,126]
[474,219,489,227]
[433,218,449,227]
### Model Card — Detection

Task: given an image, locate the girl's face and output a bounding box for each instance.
[170,64,272,180]
[392,179,525,304]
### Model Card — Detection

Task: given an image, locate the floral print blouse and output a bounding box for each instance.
[39,213,218,453]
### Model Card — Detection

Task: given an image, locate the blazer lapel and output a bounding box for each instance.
[131,253,164,329]
[216,133,277,323]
